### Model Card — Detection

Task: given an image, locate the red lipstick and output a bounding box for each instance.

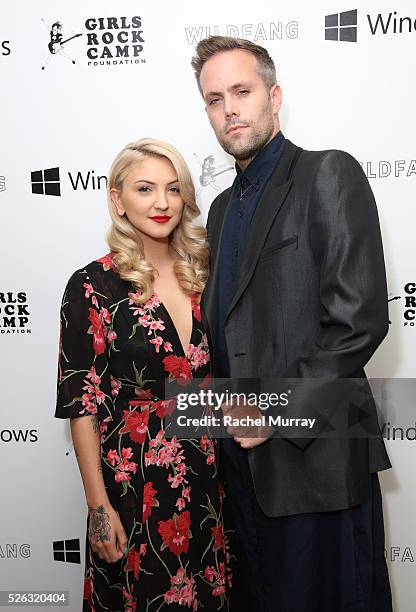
[150,215,171,223]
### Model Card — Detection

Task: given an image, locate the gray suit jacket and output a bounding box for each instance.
[202,139,391,518]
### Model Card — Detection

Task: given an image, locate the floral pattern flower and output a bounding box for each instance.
[164,567,198,610]
[142,482,159,522]
[120,409,150,443]
[163,355,193,386]
[158,510,192,556]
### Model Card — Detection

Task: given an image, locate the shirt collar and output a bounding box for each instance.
[235,130,285,191]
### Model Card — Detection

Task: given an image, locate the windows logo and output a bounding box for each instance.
[325,9,358,42]
[53,538,81,564]
[31,167,61,196]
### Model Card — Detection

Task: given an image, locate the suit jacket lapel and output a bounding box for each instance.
[225,139,298,322]
[202,186,232,331]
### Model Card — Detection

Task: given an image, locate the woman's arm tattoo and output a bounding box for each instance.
[91,416,100,434]
[88,505,110,542]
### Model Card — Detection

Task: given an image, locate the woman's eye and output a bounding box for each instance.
[138,186,151,192]
[169,187,180,193]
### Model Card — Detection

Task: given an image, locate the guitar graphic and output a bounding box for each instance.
[197,155,234,188]
[41,19,81,70]
[48,33,82,54]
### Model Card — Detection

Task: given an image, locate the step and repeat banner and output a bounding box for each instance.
[1,1,415,610]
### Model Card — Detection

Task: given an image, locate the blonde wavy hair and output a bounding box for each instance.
[107,138,209,304]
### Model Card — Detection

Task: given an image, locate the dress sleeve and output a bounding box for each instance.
[55,268,112,419]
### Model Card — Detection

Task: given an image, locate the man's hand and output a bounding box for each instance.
[221,396,273,449]
[233,435,271,449]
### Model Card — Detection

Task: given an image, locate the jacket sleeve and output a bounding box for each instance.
[269,150,389,449]
[289,150,388,376]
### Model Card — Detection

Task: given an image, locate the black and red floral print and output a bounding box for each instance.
[56,253,232,611]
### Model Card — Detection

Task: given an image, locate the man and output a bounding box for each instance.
[191,37,392,611]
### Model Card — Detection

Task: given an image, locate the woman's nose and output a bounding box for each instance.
[154,190,169,210]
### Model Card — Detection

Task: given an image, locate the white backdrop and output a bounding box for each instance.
[0,1,415,610]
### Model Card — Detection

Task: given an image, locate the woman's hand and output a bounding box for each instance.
[88,503,128,563]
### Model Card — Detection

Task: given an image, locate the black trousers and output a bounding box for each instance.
[221,439,392,612]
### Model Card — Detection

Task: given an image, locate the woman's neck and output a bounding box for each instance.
[140,234,175,271]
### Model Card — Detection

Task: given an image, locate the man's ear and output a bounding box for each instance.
[110,188,125,216]
[270,83,282,115]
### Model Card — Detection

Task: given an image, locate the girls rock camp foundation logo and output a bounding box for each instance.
[40,16,146,70]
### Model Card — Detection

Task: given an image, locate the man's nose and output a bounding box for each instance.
[223,94,239,119]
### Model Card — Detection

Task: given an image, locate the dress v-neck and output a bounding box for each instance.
[153,292,195,359]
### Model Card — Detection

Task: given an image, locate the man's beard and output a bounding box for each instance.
[220,107,275,162]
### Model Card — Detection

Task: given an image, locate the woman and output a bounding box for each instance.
[55,138,232,611]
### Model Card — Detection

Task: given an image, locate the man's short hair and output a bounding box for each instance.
[191,36,277,94]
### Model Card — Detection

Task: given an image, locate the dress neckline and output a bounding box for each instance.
[152,291,196,359]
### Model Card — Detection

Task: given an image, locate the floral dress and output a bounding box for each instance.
[55,253,232,611]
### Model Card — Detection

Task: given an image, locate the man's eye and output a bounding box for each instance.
[209,98,220,106]
[238,90,249,96]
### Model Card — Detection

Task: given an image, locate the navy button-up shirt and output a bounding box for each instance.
[216,131,286,376]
